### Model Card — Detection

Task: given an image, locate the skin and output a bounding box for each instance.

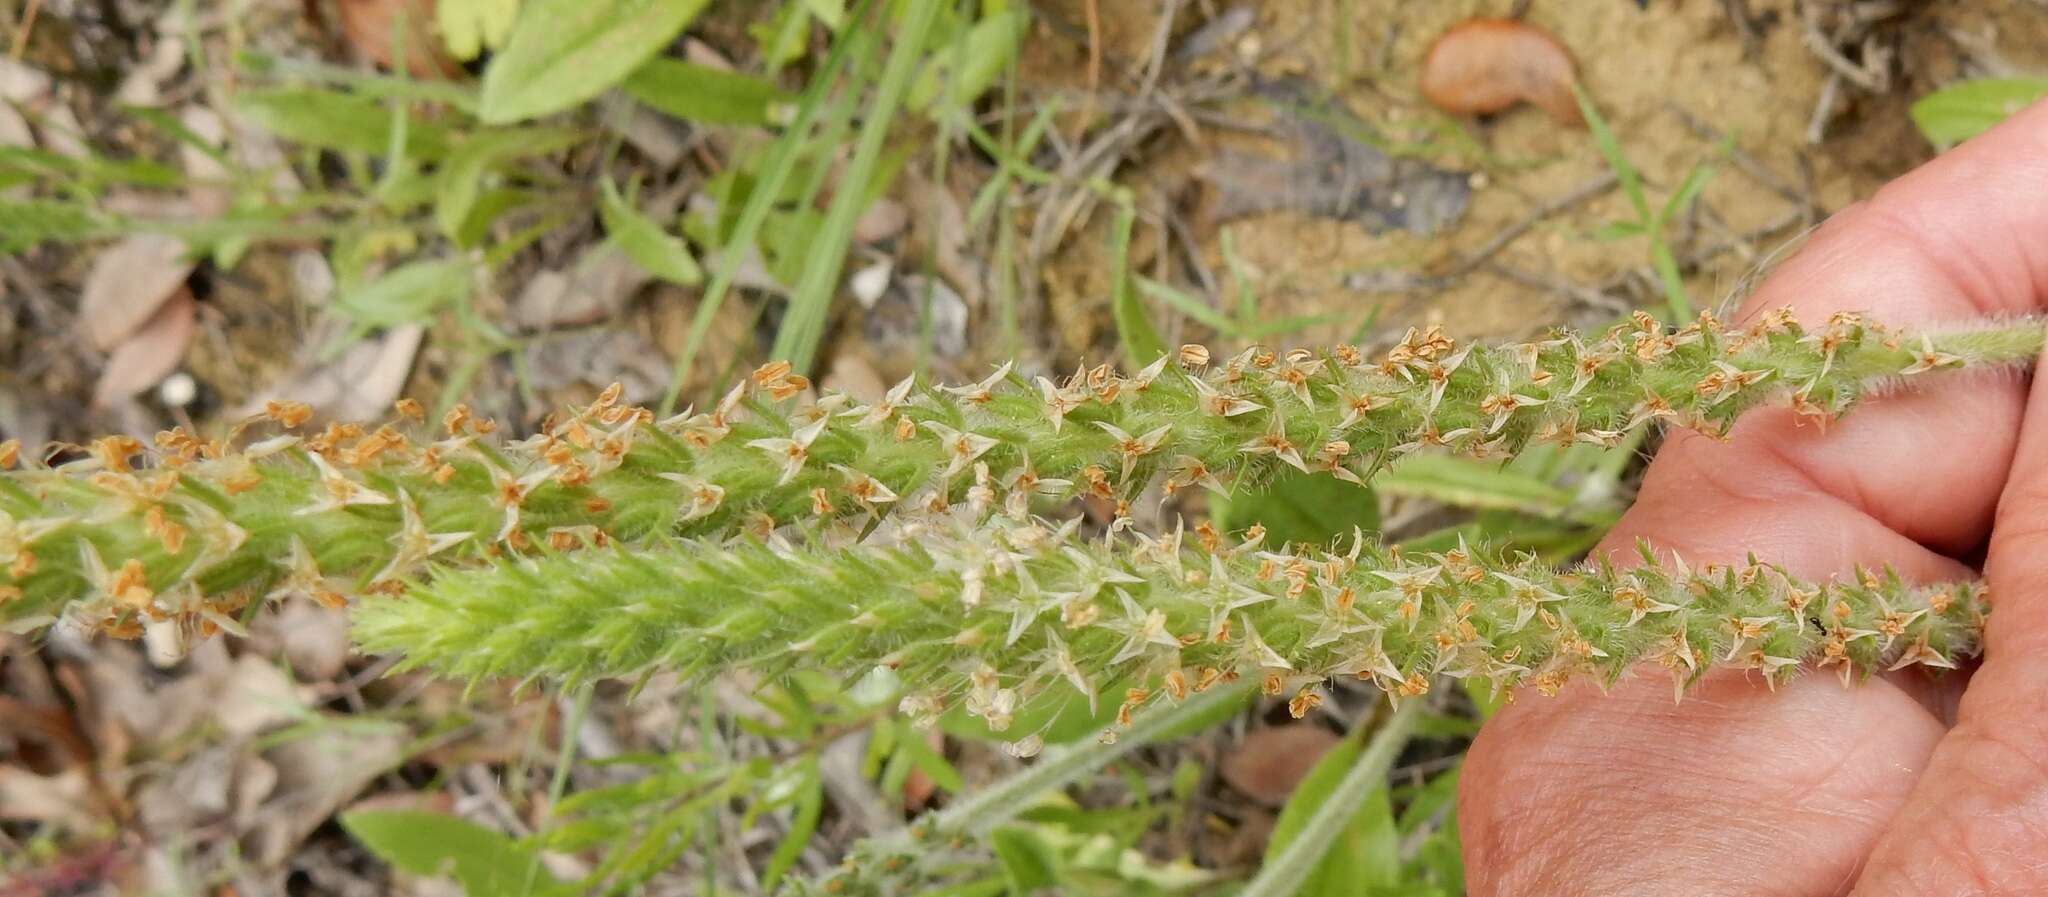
[1457,98,2048,895]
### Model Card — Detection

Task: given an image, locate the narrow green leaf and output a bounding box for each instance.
[759,764,824,890]
[341,810,569,897]
[1588,219,1646,241]
[599,178,704,285]
[335,257,476,328]
[1652,135,1731,230]
[434,127,583,241]
[1109,197,1166,365]
[623,58,792,126]
[231,87,450,158]
[1247,703,1419,897]
[1135,275,1239,336]
[660,4,879,412]
[0,200,111,250]
[1573,84,1647,222]
[769,0,943,373]
[235,49,481,112]
[479,0,712,124]
[1374,454,1580,518]
[1911,77,2048,147]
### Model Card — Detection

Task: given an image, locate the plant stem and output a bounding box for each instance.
[781,679,1257,896]
[1239,699,1422,897]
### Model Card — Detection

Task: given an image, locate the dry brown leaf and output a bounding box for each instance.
[236,323,423,423]
[0,766,101,831]
[900,729,948,812]
[1418,19,1584,127]
[241,722,407,866]
[853,198,910,244]
[1219,724,1343,806]
[511,247,649,330]
[335,0,461,79]
[78,234,196,351]
[92,289,196,410]
[254,601,353,682]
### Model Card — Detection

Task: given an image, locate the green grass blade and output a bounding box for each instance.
[658,2,878,414]
[769,0,945,375]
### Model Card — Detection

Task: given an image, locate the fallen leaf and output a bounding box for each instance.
[1200,81,1471,235]
[1219,724,1342,806]
[900,729,948,812]
[241,722,408,866]
[177,105,232,218]
[522,327,670,406]
[236,323,423,423]
[1419,19,1583,127]
[255,601,354,682]
[853,198,909,244]
[511,246,649,330]
[92,289,197,410]
[821,352,886,403]
[336,0,462,79]
[78,234,196,351]
[213,657,308,739]
[74,638,234,753]
[0,766,100,831]
[0,58,87,158]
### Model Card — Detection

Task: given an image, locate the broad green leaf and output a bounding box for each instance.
[896,723,964,793]
[335,257,476,328]
[341,810,569,896]
[1376,454,1583,518]
[1911,77,2048,147]
[1263,731,1400,896]
[434,126,584,241]
[232,88,449,157]
[437,0,521,60]
[479,0,712,124]
[1109,197,1166,365]
[991,826,1061,893]
[623,58,792,126]
[598,175,704,284]
[937,680,1120,745]
[802,0,848,28]
[1213,470,1379,549]
[910,9,1029,114]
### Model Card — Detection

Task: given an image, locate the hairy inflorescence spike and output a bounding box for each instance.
[3,312,2037,647]
[352,515,1986,747]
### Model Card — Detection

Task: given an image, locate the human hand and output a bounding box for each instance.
[1456,99,2048,896]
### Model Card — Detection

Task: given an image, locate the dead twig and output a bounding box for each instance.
[7,0,40,61]
[1445,171,1618,278]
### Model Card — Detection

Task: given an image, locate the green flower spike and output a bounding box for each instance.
[3,311,2038,653]
[354,514,1986,752]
